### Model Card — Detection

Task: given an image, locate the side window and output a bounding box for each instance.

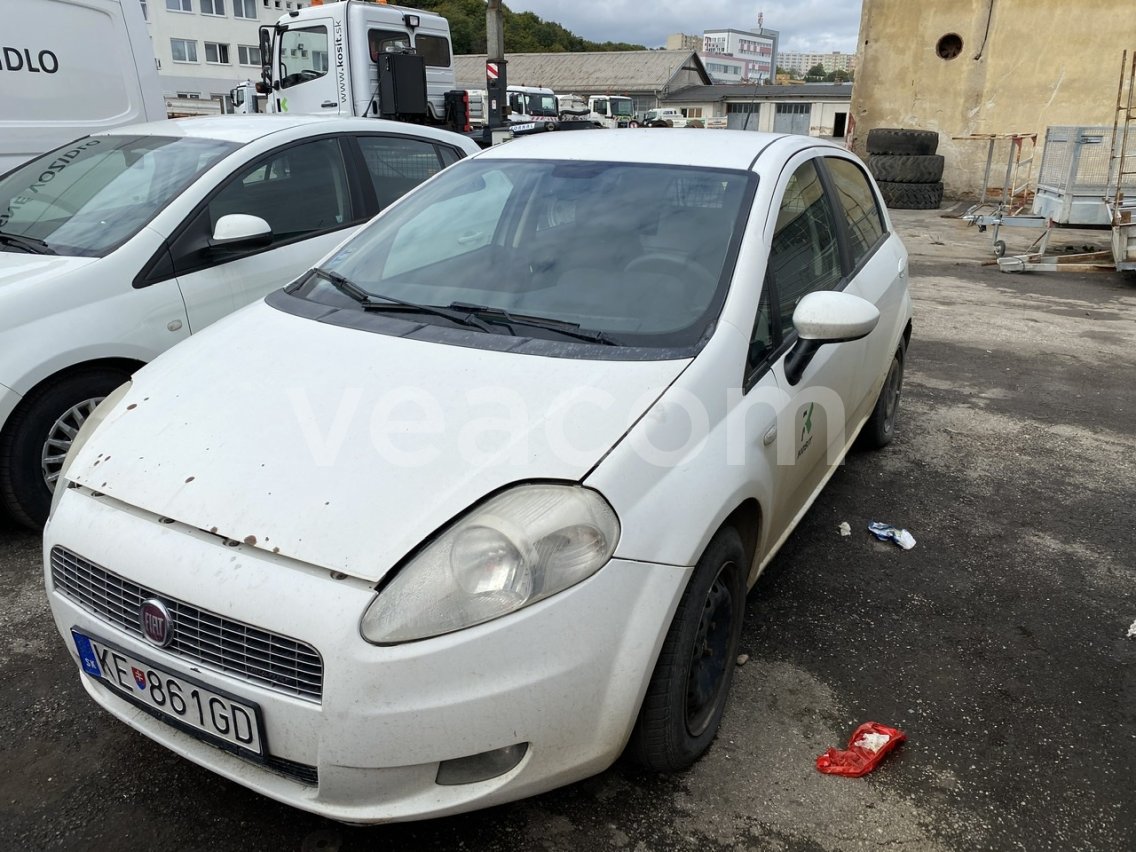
[279,26,329,89]
[356,136,444,210]
[768,159,842,342]
[368,29,410,61]
[414,35,451,68]
[437,145,462,168]
[825,157,885,266]
[208,138,350,242]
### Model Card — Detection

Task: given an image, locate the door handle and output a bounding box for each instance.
[762,425,778,446]
[456,232,483,245]
[321,100,336,108]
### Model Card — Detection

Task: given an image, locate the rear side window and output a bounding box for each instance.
[825,157,885,266]
[768,159,843,342]
[356,136,445,210]
[369,29,410,62]
[415,35,451,68]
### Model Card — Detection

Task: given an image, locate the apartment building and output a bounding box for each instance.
[141,0,311,106]
[702,26,778,82]
[778,51,856,76]
[701,53,746,84]
[664,33,702,52]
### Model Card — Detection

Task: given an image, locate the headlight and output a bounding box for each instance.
[360,484,619,644]
[48,380,132,519]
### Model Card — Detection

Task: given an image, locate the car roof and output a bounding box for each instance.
[477,129,842,171]
[93,115,477,149]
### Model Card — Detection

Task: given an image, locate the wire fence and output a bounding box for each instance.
[1037,125,1136,192]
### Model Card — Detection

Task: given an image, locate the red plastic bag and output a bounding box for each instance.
[816,721,906,777]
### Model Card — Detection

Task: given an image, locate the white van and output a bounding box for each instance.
[0,0,165,174]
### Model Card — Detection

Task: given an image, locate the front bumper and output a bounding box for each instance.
[45,488,689,823]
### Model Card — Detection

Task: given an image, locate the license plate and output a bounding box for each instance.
[71,630,263,755]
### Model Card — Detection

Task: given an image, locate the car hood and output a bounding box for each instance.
[67,302,689,582]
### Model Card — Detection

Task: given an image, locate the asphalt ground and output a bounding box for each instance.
[1,208,1133,851]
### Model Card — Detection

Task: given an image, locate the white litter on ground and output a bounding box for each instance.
[854,731,892,753]
[1127,619,1136,639]
[838,521,852,537]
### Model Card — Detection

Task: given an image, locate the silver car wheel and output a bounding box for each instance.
[41,396,104,489]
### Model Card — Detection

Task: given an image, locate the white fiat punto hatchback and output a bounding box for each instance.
[45,130,912,823]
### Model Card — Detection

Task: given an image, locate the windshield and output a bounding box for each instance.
[0,135,238,257]
[611,98,633,117]
[518,93,557,117]
[534,95,558,116]
[302,158,755,351]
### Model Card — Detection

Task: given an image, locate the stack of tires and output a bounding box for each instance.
[866,128,944,210]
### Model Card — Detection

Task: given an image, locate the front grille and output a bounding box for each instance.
[51,546,324,703]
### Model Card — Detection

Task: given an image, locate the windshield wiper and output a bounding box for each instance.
[448,302,619,346]
[313,268,494,333]
[0,231,55,255]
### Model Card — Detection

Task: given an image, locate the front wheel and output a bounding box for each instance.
[858,342,905,449]
[0,368,131,528]
[628,526,747,772]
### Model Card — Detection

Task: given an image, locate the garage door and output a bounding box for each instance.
[726,103,759,131]
[773,103,811,135]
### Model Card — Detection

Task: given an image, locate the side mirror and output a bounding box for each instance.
[794,290,880,342]
[784,290,880,385]
[211,214,272,248]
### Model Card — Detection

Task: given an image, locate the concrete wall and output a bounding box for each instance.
[811,102,848,137]
[851,0,1135,198]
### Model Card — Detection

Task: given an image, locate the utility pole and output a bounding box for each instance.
[485,0,509,143]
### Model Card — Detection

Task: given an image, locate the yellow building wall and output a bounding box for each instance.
[851,0,1136,198]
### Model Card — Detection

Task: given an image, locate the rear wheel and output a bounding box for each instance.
[628,527,746,772]
[0,368,131,528]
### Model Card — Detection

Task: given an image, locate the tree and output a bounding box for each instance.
[416,0,646,53]
[805,63,827,81]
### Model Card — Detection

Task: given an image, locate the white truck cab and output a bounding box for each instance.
[262,0,454,123]
[507,85,559,126]
[588,95,636,128]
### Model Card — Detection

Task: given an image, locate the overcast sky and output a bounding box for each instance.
[507,1,863,53]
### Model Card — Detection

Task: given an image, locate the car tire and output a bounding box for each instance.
[868,154,945,183]
[858,342,905,450]
[876,180,944,210]
[865,128,940,156]
[0,367,131,528]
[628,526,747,772]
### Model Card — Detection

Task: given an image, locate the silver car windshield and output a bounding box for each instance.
[319,158,755,348]
[0,135,238,257]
